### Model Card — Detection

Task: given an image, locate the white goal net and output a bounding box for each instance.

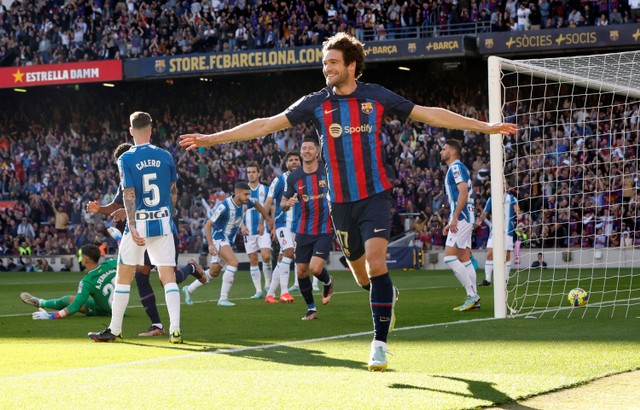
[487,51,640,319]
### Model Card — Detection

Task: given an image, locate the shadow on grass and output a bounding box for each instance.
[390,376,539,410]
[221,343,368,370]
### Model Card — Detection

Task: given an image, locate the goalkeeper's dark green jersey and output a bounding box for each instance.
[66,259,117,316]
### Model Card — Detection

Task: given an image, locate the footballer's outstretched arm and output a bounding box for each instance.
[179,113,292,150]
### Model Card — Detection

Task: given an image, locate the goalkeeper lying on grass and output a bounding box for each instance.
[20,244,116,320]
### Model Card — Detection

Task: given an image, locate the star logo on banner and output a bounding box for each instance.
[505,37,516,49]
[633,29,640,41]
[12,69,25,83]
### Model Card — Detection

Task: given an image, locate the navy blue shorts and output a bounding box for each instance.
[294,233,333,264]
[330,190,392,261]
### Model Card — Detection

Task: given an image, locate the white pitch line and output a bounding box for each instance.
[0,316,498,382]
[0,285,452,318]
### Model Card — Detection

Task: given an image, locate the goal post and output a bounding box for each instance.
[488,55,507,319]
[487,51,640,319]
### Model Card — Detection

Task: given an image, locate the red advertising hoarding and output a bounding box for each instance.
[0,60,122,88]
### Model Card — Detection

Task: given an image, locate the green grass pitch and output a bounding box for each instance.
[1,268,639,409]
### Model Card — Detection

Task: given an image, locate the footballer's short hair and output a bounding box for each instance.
[246,162,260,172]
[130,111,152,129]
[81,244,102,264]
[445,139,462,156]
[113,143,133,160]
[301,136,319,146]
[235,181,251,191]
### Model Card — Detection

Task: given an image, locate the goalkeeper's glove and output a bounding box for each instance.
[32,308,59,320]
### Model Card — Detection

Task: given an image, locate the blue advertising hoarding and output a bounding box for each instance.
[124,37,472,79]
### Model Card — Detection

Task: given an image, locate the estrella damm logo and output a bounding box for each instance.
[155,60,166,73]
[361,102,373,114]
[328,123,342,138]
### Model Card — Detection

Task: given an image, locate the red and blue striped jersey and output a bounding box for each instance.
[284,165,333,235]
[285,81,415,203]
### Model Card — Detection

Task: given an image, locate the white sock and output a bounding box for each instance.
[262,261,272,290]
[444,256,475,297]
[186,278,205,294]
[293,264,299,287]
[278,257,292,295]
[204,269,212,282]
[267,266,280,297]
[250,265,261,293]
[312,275,319,288]
[220,266,237,300]
[506,262,512,282]
[164,282,181,333]
[485,261,494,282]
[464,261,477,295]
[109,284,130,335]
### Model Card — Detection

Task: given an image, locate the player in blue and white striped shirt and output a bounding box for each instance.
[89,111,182,344]
[475,187,520,286]
[441,139,480,312]
[182,182,274,307]
[243,163,274,299]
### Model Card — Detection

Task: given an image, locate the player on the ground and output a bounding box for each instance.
[86,143,206,337]
[243,162,274,299]
[281,138,334,320]
[88,111,182,344]
[263,151,301,303]
[475,186,520,286]
[182,181,274,306]
[179,32,516,371]
[441,139,480,312]
[21,244,115,320]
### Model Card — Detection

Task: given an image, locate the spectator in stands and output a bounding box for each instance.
[531,252,548,268]
[17,217,35,240]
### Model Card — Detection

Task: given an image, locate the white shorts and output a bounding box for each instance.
[210,239,231,266]
[244,232,272,254]
[275,227,295,251]
[445,219,473,250]
[119,232,176,267]
[487,232,514,251]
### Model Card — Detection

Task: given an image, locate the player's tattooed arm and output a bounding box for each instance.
[123,187,136,227]
[171,182,177,208]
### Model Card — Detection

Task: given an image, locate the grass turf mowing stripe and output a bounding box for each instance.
[0,315,499,381]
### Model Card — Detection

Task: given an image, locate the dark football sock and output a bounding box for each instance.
[175,263,195,284]
[298,275,315,310]
[370,273,394,343]
[135,271,162,324]
[315,267,330,285]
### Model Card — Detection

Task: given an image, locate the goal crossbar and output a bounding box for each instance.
[491,51,640,99]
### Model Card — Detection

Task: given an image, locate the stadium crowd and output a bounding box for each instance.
[0,58,638,266]
[0,0,639,66]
